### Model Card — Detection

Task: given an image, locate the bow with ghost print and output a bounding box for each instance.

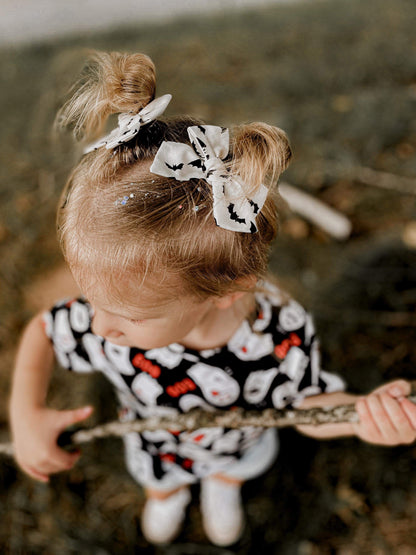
[84,94,172,152]
[150,125,268,233]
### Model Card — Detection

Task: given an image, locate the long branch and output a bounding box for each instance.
[1,387,416,458]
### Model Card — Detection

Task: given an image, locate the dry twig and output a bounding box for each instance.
[1,385,416,458]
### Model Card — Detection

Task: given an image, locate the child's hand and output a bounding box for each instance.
[12,405,93,483]
[353,380,416,446]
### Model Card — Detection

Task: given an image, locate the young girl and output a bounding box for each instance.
[9,51,416,547]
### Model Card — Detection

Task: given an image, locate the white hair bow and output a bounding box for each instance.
[150,125,268,233]
[84,94,172,153]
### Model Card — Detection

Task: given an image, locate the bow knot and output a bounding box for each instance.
[85,94,172,153]
[150,125,268,233]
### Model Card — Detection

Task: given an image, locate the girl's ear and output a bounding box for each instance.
[213,276,257,310]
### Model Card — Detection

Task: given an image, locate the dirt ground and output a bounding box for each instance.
[1,0,416,552]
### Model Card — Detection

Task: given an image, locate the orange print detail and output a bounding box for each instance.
[274,333,302,359]
[132,353,161,378]
[166,377,196,398]
[160,453,176,463]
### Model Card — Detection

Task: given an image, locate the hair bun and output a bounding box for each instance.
[57,51,156,140]
[231,122,292,195]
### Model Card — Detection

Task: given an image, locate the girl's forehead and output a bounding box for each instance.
[73,268,192,309]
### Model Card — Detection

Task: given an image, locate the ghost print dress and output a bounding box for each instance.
[43,283,344,486]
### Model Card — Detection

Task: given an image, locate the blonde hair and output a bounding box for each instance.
[56,51,292,300]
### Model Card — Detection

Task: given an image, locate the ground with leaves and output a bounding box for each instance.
[1,0,416,552]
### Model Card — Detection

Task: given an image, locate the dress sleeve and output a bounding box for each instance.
[42,298,96,373]
[268,298,346,409]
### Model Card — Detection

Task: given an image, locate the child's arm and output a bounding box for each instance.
[9,313,93,483]
[295,380,416,445]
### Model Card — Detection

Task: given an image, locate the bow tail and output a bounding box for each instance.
[212,179,268,233]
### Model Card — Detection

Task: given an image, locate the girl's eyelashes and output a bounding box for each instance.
[127,318,146,325]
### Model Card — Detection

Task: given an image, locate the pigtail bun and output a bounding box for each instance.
[231,123,292,194]
[56,51,156,140]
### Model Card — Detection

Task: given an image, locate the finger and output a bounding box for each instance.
[50,447,81,470]
[366,394,397,441]
[355,397,383,441]
[372,379,410,398]
[386,380,411,399]
[400,398,416,430]
[22,464,50,483]
[27,450,81,478]
[379,393,415,442]
[57,406,94,430]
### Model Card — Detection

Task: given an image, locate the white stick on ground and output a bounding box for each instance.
[279,182,352,240]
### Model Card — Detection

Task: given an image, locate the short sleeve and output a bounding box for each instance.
[43,298,96,373]
[270,297,345,408]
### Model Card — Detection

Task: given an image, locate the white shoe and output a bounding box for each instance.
[200,477,245,546]
[141,487,191,544]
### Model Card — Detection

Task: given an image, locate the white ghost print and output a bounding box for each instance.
[131,373,163,405]
[68,351,93,373]
[252,293,273,331]
[179,394,216,413]
[180,427,224,448]
[124,433,154,484]
[104,342,136,375]
[199,348,221,359]
[54,309,77,352]
[243,367,279,404]
[258,281,284,305]
[228,321,274,361]
[187,362,240,406]
[271,380,301,409]
[70,301,91,333]
[145,344,198,368]
[278,346,309,384]
[279,300,306,331]
[83,333,130,391]
[142,429,178,451]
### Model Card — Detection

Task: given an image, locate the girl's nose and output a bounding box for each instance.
[92,310,123,338]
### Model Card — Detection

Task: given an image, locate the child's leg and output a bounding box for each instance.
[210,473,244,485]
[200,429,279,546]
[122,434,193,544]
[145,484,188,500]
[142,484,192,544]
[200,474,245,546]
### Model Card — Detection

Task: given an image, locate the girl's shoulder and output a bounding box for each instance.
[224,280,314,362]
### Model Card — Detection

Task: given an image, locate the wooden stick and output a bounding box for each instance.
[1,384,415,457]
